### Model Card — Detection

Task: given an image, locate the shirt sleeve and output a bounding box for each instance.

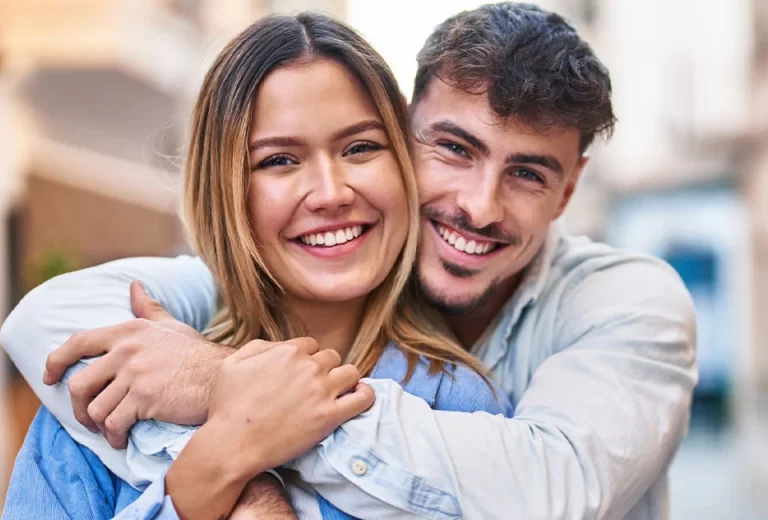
[288,257,698,520]
[3,408,118,520]
[112,477,180,520]
[0,255,217,489]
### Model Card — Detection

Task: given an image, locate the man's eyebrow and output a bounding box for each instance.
[428,120,490,156]
[248,120,385,152]
[506,153,564,175]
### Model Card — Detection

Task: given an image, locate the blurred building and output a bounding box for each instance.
[736,0,768,501]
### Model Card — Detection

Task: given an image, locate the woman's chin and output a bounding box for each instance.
[290,275,386,304]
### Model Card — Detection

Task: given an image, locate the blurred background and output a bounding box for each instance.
[0,0,765,517]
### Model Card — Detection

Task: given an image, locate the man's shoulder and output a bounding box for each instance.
[552,233,668,274]
[545,233,693,315]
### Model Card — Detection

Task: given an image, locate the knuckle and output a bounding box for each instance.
[87,402,108,424]
[68,376,88,398]
[130,380,151,400]
[307,378,327,396]
[326,349,341,365]
[132,317,151,329]
[114,339,139,357]
[297,337,319,350]
[73,409,92,427]
[125,318,148,334]
[346,364,362,379]
[104,417,122,436]
[305,359,323,376]
[124,357,149,377]
[68,330,89,346]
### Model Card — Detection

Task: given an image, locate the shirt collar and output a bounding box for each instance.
[473,223,562,367]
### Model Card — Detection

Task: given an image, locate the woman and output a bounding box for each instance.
[2,12,513,519]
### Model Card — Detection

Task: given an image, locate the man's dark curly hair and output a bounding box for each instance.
[413,2,616,153]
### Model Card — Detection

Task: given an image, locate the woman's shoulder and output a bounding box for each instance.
[373,343,514,417]
[436,364,514,416]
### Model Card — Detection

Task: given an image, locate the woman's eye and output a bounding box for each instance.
[257,155,296,169]
[438,141,469,157]
[511,168,544,184]
[344,141,382,156]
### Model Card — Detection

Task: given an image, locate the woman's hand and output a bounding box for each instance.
[166,337,375,520]
[207,336,375,475]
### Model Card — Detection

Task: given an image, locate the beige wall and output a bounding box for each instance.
[21,174,185,272]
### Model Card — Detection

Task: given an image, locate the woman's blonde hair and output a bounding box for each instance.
[183,12,487,380]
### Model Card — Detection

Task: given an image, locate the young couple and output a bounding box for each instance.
[1,3,697,519]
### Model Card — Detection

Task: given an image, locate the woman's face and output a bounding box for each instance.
[247,58,409,304]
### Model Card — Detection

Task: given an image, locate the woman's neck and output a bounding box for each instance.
[282,295,368,359]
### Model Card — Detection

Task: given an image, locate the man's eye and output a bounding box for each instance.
[511,168,544,184]
[344,141,382,156]
[438,142,469,157]
[257,155,297,169]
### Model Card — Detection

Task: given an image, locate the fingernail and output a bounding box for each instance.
[43,370,52,384]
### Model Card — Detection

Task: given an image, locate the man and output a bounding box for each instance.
[2,3,697,519]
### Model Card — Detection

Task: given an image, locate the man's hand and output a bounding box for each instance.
[166,337,374,520]
[229,473,297,519]
[44,281,233,448]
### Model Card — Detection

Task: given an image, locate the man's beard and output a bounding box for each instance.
[415,259,501,316]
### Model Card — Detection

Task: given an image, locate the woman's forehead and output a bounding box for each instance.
[252,58,380,129]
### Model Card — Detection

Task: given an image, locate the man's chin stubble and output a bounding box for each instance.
[415,263,500,316]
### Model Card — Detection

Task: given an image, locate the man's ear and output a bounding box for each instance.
[554,154,589,219]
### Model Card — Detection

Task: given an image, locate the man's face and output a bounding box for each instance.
[411,79,588,316]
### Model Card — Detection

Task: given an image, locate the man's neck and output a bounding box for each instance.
[285,295,367,359]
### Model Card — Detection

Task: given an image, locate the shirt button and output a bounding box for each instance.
[351,458,368,476]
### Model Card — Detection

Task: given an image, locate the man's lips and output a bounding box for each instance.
[430,220,507,253]
[428,220,508,264]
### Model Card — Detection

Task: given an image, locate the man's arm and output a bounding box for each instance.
[2,253,697,518]
[0,255,216,487]
[287,258,697,519]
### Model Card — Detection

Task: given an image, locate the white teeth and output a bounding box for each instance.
[298,225,365,247]
[436,225,497,256]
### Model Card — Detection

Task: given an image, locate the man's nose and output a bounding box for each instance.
[303,157,355,213]
[455,176,504,229]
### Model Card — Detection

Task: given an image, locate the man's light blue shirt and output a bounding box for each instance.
[1,226,698,519]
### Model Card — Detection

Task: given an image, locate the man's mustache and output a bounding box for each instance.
[421,207,520,246]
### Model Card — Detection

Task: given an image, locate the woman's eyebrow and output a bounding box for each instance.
[331,120,386,141]
[248,120,385,152]
[248,136,304,152]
